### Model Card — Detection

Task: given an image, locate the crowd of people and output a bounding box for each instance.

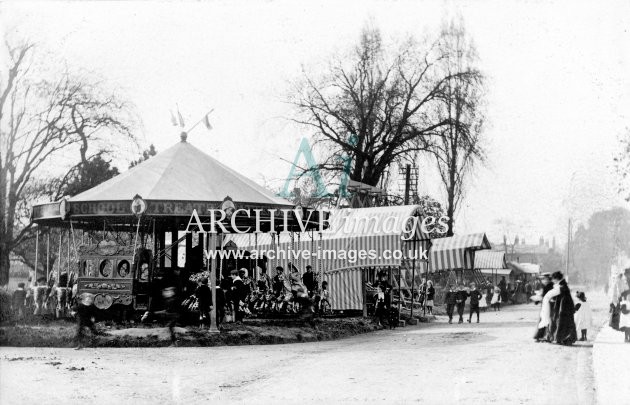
[11,273,74,321]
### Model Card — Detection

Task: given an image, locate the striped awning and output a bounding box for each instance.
[429,233,491,272]
[474,251,507,270]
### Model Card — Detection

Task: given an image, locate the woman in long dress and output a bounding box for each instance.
[536,280,558,342]
[534,274,554,341]
[547,271,577,345]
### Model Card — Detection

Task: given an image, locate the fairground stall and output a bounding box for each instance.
[30,133,323,328]
[226,205,432,317]
[428,233,492,303]
[474,250,509,284]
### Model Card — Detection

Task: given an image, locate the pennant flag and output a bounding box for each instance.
[203,113,213,130]
[177,110,185,128]
[169,110,178,126]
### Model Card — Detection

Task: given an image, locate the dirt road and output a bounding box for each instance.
[0,300,609,404]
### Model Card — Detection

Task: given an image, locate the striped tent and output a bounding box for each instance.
[474,251,507,270]
[225,205,431,310]
[428,233,491,272]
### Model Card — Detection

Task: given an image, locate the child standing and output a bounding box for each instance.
[491,286,502,311]
[319,281,331,314]
[574,292,592,341]
[479,287,488,312]
[444,285,457,324]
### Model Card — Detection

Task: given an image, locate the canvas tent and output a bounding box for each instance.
[226,205,432,311]
[428,233,492,272]
[474,250,509,282]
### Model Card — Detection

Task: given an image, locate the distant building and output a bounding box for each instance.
[493,235,559,266]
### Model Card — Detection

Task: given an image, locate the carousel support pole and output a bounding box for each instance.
[46,232,50,281]
[57,230,62,283]
[185,231,192,267]
[67,229,71,281]
[208,230,219,333]
[171,229,179,269]
[152,219,156,254]
[34,228,39,286]
[158,231,166,268]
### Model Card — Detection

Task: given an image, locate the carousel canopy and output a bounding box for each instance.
[69,137,290,205]
[32,136,296,227]
[428,233,492,272]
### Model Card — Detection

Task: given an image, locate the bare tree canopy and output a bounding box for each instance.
[0,40,137,285]
[288,21,485,235]
[430,20,486,235]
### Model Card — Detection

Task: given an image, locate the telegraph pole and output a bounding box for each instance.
[566,218,572,279]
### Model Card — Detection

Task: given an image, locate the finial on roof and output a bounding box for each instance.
[180,131,188,142]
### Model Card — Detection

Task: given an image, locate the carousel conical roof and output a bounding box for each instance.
[69,136,292,207]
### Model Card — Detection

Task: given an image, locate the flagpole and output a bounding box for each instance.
[185,109,215,134]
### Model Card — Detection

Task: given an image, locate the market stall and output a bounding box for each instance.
[475,250,508,284]
[427,233,492,303]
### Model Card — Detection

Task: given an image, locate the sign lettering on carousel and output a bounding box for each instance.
[65,200,280,217]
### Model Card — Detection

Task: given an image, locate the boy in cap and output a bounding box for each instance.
[444,285,457,324]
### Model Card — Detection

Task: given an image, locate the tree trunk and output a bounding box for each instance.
[0,240,10,285]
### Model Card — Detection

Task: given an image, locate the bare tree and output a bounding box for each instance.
[0,40,136,285]
[289,24,478,189]
[429,21,486,235]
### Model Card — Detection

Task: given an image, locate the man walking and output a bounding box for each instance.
[445,285,457,324]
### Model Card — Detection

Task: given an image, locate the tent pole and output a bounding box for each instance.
[398,265,402,324]
[410,238,416,320]
[57,230,62,284]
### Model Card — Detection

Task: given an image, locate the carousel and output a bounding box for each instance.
[31,132,325,330]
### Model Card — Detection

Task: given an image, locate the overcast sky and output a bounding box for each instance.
[2,0,629,245]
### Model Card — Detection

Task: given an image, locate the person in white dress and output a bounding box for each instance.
[574,292,592,341]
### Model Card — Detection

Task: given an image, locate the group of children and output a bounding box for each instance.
[442,282,507,324]
[444,283,483,324]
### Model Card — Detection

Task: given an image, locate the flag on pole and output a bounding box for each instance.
[203,113,213,130]
[169,110,178,126]
[177,110,185,128]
